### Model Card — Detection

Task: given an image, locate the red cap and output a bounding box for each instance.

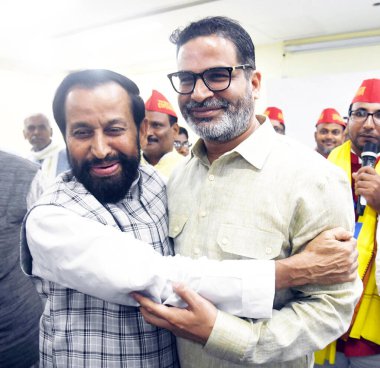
[316,108,346,128]
[352,79,380,104]
[264,107,284,124]
[145,90,177,118]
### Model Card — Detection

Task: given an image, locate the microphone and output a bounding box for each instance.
[356,141,378,216]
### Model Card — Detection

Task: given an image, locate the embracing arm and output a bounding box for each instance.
[24,201,358,326]
[204,165,362,364]
[276,227,358,289]
[23,204,275,317]
[135,244,360,365]
[134,164,362,365]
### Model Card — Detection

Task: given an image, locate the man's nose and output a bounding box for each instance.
[30,126,43,134]
[190,77,214,102]
[146,125,155,136]
[362,114,376,130]
[90,133,112,159]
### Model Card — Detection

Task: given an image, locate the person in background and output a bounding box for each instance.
[174,126,192,156]
[141,90,184,180]
[22,69,359,368]
[23,113,70,179]
[314,108,346,158]
[315,78,380,367]
[133,16,362,368]
[263,106,285,134]
[0,150,44,368]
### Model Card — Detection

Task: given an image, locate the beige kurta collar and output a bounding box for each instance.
[191,116,277,170]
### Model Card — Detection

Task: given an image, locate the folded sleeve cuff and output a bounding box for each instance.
[241,260,274,318]
[204,310,254,363]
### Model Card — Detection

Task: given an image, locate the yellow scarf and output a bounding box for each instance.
[315,140,380,364]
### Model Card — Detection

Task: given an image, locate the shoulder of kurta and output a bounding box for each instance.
[270,137,349,186]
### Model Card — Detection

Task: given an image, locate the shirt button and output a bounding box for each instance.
[222,237,228,245]
[209,174,215,181]
[174,226,180,233]
[193,247,200,255]
[200,211,207,217]
[265,247,272,255]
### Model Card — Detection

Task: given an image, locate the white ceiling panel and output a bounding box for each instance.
[0,0,379,74]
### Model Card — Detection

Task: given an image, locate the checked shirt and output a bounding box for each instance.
[22,165,179,368]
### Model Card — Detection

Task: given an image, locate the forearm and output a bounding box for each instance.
[24,205,274,317]
[205,277,362,364]
[275,255,311,289]
[165,258,274,318]
[26,206,172,306]
[275,231,359,289]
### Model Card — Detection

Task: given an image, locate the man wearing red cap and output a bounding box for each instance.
[141,90,184,180]
[315,79,380,367]
[264,106,286,134]
[314,108,346,158]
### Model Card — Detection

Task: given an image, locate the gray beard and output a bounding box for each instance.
[318,145,333,156]
[182,87,254,142]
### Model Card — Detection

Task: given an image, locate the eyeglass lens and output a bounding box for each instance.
[170,67,232,94]
[174,141,191,148]
[351,109,380,124]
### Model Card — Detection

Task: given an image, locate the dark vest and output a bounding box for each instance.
[0,151,42,368]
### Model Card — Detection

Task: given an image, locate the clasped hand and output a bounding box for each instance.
[132,283,217,345]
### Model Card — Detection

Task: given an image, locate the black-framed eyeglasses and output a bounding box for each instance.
[174,140,192,149]
[349,109,380,125]
[167,64,254,95]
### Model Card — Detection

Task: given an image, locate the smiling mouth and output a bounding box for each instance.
[147,137,159,144]
[358,134,377,141]
[91,162,120,177]
[31,136,44,142]
[190,107,223,118]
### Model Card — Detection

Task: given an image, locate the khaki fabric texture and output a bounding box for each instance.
[167,119,362,367]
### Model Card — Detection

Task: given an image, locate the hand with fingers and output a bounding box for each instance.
[275,227,358,289]
[353,166,380,213]
[132,283,217,345]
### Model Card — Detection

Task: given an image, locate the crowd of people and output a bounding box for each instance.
[1,15,380,368]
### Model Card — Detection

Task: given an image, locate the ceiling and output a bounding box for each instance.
[1,0,379,75]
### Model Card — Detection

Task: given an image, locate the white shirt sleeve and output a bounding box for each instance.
[25,205,274,318]
[376,216,380,295]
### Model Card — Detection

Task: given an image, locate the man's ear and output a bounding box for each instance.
[139,118,148,146]
[140,118,148,136]
[172,123,179,138]
[251,71,261,100]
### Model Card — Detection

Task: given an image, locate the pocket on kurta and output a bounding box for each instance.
[216,224,283,260]
[168,214,188,239]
